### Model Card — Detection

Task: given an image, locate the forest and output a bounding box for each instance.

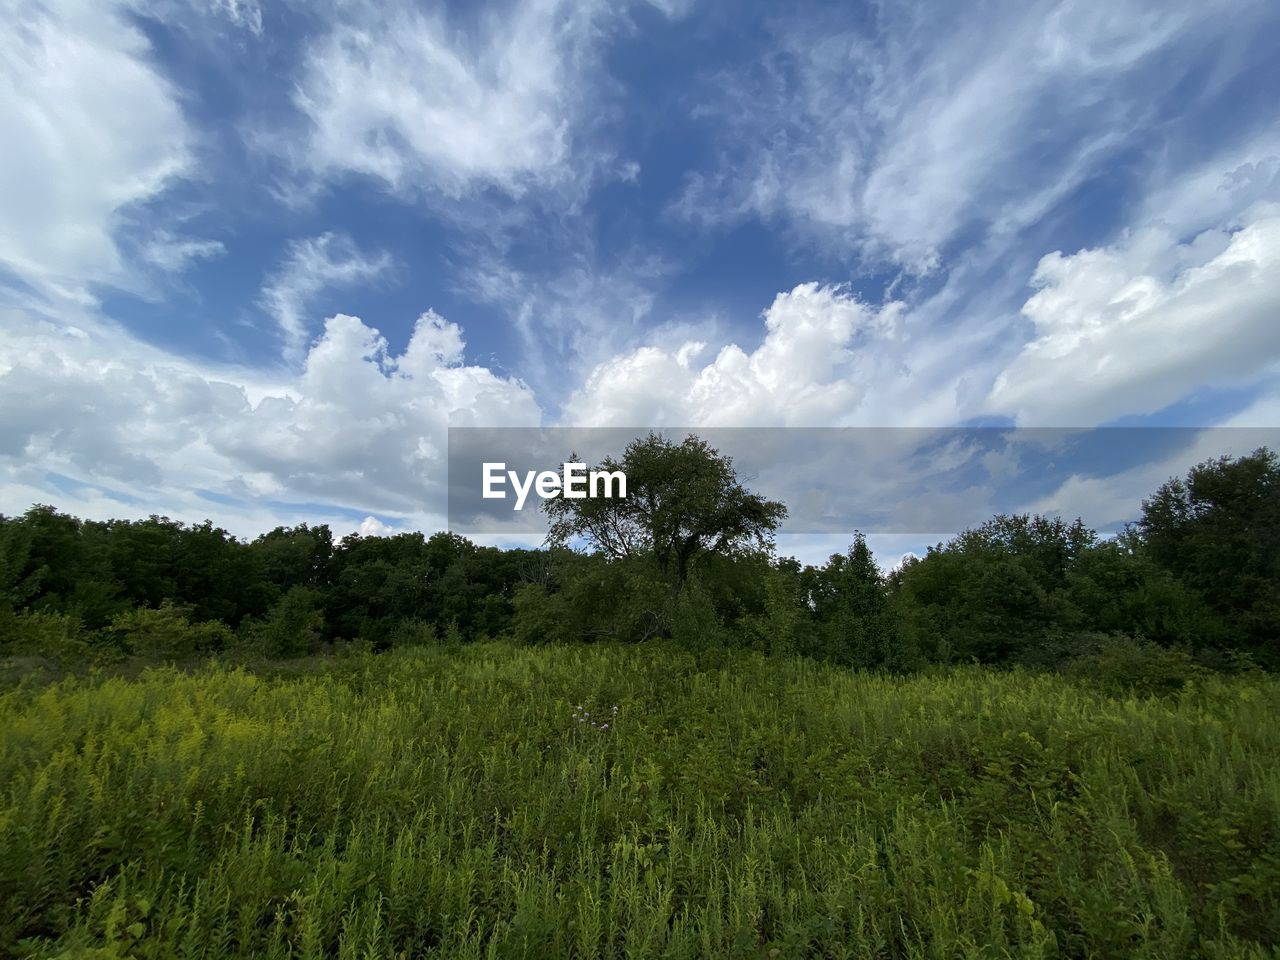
[2,436,1277,683]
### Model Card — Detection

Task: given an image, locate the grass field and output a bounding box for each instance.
[1,643,1278,959]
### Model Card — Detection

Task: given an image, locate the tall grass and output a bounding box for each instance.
[1,643,1277,958]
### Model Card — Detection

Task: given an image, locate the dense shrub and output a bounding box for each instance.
[0,609,91,662]
[1061,634,1208,696]
[108,603,234,659]
[667,579,729,650]
[245,586,326,657]
[512,554,671,644]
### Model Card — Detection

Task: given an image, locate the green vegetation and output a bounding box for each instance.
[2,643,1277,959]
[2,443,1277,673]
[2,439,1279,956]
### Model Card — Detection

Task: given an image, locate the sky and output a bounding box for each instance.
[2,0,1280,566]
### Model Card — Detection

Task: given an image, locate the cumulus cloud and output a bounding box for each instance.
[0,306,539,534]
[990,207,1280,424]
[560,282,972,427]
[357,515,397,537]
[259,233,394,361]
[0,0,191,297]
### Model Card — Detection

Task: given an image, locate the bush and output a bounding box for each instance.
[246,586,325,657]
[1061,634,1207,696]
[386,618,438,647]
[108,603,232,659]
[668,580,727,651]
[511,582,565,645]
[512,555,670,644]
[0,609,91,663]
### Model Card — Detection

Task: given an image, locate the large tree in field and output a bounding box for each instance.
[544,433,787,586]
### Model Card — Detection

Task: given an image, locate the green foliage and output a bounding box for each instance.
[1061,635,1208,696]
[2,644,1278,958]
[512,554,670,644]
[545,432,787,586]
[247,523,332,594]
[796,533,894,666]
[891,515,1094,664]
[385,617,438,647]
[108,603,233,660]
[1139,448,1280,661]
[510,581,564,645]
[5,445,1280,673]
[246,586,326,658]
[0,518,39,612]
[1065,539,1232,648]
[0,610,91,663]
[738,563,805,657]
[667,578,728,651]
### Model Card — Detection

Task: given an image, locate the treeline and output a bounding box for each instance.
[0,514,541,658]
[1,441,1277,677]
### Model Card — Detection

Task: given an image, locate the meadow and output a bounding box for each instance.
[1,642,1277,959]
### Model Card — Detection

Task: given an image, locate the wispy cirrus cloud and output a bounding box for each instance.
[675,0,1276,273]
[259,233,394,362]
[138,231,226,274]
[0,0,192,300]
[286,0,640,203]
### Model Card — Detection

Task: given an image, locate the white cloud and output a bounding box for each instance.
[460,248,671,397]
[259,233,393,361]
[561,282,968,427]
[990,206,1280,424]
[139,231,226,273]
[357,515,396,537]
[1137,142,1280,240]
[289,0,620,200]
[207,0,261,34]
[677,0,1274,270]
[0,0,191,297]
[1021,420,1280,531]
[0,305,539,535]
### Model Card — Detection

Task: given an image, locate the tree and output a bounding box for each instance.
[1138,447,1280,658]
[948,514,1096,590]
[248,524,334,595]
[890,515,1094,664]
[1065,539,1230,649]
[798,533,892,667]
[0,515,39,614]
[544,433,787,587]
[249,586,326,657]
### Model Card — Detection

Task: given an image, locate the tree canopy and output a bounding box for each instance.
[544,432,787,586]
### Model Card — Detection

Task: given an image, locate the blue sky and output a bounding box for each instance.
[2,0,1280,564]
